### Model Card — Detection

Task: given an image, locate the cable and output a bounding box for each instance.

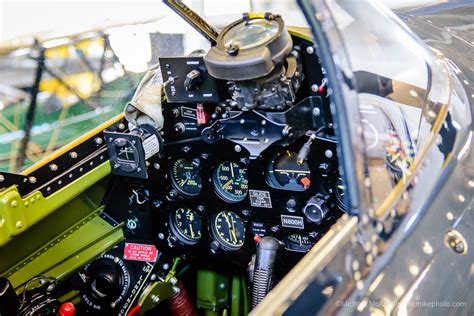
[297,125,326,165]
[19,275,58,310]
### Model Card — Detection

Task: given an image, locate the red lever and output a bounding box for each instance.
[301,177,311,189]
[127,304,141,316]
[196,103,209,125]
[253,234,262,244]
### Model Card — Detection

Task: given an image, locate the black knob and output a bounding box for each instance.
[88,260,123,300]
[303,196,329,224]
[184,69,203,91]
[171,108,180,118]
[286,198,297,212]
[210,241,220,253]
[174,122,186,135]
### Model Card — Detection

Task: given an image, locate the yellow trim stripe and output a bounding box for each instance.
[22,113,124,175]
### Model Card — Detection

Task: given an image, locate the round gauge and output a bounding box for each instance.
[266,151,311,191]
[169,208,202,245]
[284,234,313,253]
[335,177,348,211]
[170,158,202,197]
[222,18,279,50]
[210,211,246,251]
[213,162,248,203]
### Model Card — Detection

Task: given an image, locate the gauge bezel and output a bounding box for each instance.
[169,158,203,198]
[213,161,249,203]
[210,211,246,251]
[169,208,202,245]
[266,150,311,192]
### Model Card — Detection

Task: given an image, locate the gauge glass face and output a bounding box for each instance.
[223,18,279,50]
[171,208,202,244]
[213,211,245,250]
[213,162,248,203]
[285,233,312,252]
[116,144,136,162]
[170,159,202,197]
[112,138,139,172]
[267,151,311,191]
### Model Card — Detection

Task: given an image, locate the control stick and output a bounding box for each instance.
[251,237,282,308]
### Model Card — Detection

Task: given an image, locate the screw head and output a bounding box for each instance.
[306,46,315,54]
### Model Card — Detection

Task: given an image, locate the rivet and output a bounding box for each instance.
[458,194,465,203]
[95,137,103,145]
[69,151,78,158]
[393,285,404,297]
[306,46,314,54]
[29,176,36,184]
[352,260,360,271]
[0,175,4,182]
[364,178,371,187]
[423,241,433,255]
[11,200,17,207]
[446,212,454,221]
[49,164,58,171]
[409,265,419,275]
[16,221,23,229]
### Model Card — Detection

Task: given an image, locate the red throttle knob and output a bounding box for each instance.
[59,302,75,316]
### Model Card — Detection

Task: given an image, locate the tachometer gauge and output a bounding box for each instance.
[213,162,248,203]
[266,151,311,191]
[335,177,348,211]
[210,211,246,251]
[170,158,202,197]
[169,208,202,245]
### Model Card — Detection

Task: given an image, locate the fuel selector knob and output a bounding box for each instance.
[184,69,203,91]
[303,196,329,224]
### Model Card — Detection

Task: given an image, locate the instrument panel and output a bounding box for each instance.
[146,133,343,265]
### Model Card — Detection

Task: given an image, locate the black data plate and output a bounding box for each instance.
[159,57,221,103]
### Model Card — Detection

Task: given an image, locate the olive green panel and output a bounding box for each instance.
[0,161,111,246]
[2,207,124,290]
[139,281,175,313]
[230,274,250,316]
[197,269,229,315]
[0,176,110,274]
[197,269,249,316]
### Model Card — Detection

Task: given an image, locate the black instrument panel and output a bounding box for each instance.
[146,133,343,265]
[141,36,344,269]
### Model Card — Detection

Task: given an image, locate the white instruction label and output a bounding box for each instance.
[143,135,160,160]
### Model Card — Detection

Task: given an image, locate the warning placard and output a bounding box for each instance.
[123,243,158,262]
[249,190,272,208]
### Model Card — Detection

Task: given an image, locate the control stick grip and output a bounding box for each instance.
[251,237,281,308]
